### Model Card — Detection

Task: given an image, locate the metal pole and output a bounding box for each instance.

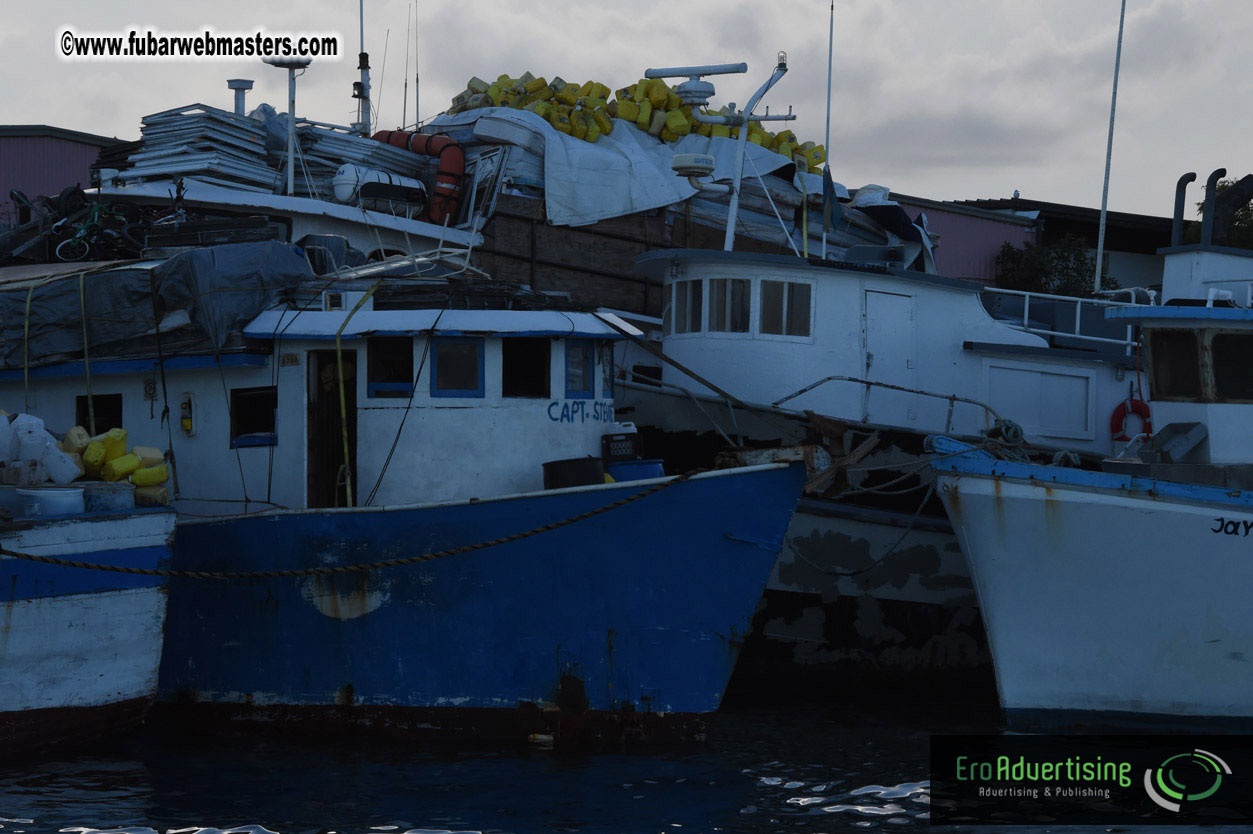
[286,68,296,196]
[421,0,426,127]
[724,118,750,251]
[1094,0,1126,293]
[402,3,410,128]
[359,0,372,136]
[821,0,834,259]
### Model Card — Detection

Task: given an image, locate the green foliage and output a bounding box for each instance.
[1184,178,1253,249]
[993,235,1117,297]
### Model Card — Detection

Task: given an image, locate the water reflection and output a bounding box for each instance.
[0,707,1244,833]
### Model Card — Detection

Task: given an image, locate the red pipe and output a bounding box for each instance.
[371,130,466,226]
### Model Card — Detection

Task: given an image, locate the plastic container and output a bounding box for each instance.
[82,440,107,476]
[12,415,49,461]
[606,459,665,483]
[542,458,605,490]
[17,487,85,517]
[41,443,81,486]
[83,481,136,513]
[130,464,169,486]
[61,426,91,455]
[102,453,141,482]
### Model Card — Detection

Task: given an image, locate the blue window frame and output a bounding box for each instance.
[565,339,595,399]
[430,337,485,398]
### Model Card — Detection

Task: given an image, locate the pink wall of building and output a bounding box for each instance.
[897,198,1037,283]
[0,135,111,227]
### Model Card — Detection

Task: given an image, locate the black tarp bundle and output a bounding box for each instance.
[0,241,314,369]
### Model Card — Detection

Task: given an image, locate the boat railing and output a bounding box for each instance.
[981,287,1139,355]
[771,375,1003,434]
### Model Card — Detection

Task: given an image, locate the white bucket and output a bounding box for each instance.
[16,486,85,517]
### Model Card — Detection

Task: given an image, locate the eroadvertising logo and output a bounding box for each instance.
[1143,749,1231,812]
[930,735,1253,825]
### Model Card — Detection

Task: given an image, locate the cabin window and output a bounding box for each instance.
[75,394,123,433]
[668,279,703,335]
[366,336,414,398]
[230,386,277,448]
[1212,333,1253,401]
[502,337,551,398]
[1148,329,1202,400]
[760,280,812,337]
[430,337,484,398]
[566,339,595,399]
[709,278,750,333]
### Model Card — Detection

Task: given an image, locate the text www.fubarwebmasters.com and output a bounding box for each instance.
[58,28,342,61]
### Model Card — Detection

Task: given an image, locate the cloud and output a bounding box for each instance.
[3,0,1253,215]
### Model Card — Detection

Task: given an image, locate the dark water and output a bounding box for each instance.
[0,704,1228,834]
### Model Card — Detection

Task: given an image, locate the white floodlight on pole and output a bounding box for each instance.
[263,56,313,197]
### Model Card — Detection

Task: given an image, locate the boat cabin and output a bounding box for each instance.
[1107,245,1253,467]
[634,248,1140,454]
[0,256,629,514]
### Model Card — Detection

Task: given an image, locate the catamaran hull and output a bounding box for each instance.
[936,464,1253,725]
[158,465,804,742]
[735,498,992,701]
[0,513,174,755]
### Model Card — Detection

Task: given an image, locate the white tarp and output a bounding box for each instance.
[430,109,848,227]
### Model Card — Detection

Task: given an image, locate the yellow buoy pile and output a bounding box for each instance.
[445,72,826,173]
[61,425,172,505]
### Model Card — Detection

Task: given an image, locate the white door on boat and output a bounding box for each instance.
[862,290,916,426]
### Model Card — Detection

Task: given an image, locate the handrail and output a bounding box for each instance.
[770,374,1003,432]
[982,286,1136,306]
[981,286,1139,354]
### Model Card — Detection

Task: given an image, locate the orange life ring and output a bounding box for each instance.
[1110,398,1152,442]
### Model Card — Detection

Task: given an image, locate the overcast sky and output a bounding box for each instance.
[4,0,1249,217]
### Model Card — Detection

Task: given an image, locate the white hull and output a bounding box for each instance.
[0,512,174,750]
[0,586,168,713]
[938,470,1253,721]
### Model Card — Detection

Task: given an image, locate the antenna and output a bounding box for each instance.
[649,56,795,252]
[352,0,372,136]
[822,0,834,258]
[402,4,411,129]
[1094,0,1127,293]
[421,1,426,126]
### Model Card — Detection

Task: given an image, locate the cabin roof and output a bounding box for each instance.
[243,308,638,340]
[635,248,983,293]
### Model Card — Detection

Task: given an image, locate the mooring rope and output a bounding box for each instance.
[0,470,702,580]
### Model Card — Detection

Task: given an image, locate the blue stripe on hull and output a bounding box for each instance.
[0,546,167,601]
[934,455,1253,510]
[159,465,805,715]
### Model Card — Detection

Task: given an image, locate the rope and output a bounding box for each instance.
[789,481,936,578]
[0,470,703,580]
[23,284,34,410]
[334,280,384,507]
[78,272,96,435]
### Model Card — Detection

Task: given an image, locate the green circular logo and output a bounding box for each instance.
[1144,749,1231,812]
